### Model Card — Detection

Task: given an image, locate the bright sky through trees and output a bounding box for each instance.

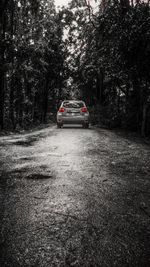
[55,0,98,8]
[55,0,70,7]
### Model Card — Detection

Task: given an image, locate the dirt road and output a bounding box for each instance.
[0,125,150,267]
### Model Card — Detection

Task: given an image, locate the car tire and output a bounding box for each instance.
[83,123,89,129]
[57,123,62,128]
[85,123,89,129]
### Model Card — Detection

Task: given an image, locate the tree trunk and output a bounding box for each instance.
[0,8,7,130]
[9,80,15,129]
[0,71,5,130]
[96,70,104,104]
[43,77,49,123]
[9,0,15,129]
[43,90,48,123]
[141,104,147,137]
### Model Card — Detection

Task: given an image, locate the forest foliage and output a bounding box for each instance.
[0,0,150,136]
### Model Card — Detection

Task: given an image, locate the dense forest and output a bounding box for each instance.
[0,0,150,136]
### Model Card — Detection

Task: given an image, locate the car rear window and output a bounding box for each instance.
[62,101,84,108]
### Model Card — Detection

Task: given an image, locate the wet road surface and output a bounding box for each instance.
[0,125,150,267]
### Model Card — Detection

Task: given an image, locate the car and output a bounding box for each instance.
[57,100,90,128]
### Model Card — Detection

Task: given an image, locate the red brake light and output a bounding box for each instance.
[59,107,65,113]
[81,107,88,113]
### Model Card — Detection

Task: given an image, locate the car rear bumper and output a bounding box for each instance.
[57,114,89,124]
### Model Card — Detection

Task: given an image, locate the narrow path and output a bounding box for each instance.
[0,125,150,267]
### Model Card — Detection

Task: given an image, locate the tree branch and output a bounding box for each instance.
[84,0,97,29]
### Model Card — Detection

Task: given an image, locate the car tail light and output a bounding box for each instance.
[81,107,88,113]
[59,107,65,113]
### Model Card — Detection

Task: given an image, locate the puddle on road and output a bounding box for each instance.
[20,157,32,161]
[9,133,47,147]
[26,173,53,180]
[9,164,54,181]
[14,138,37,147]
